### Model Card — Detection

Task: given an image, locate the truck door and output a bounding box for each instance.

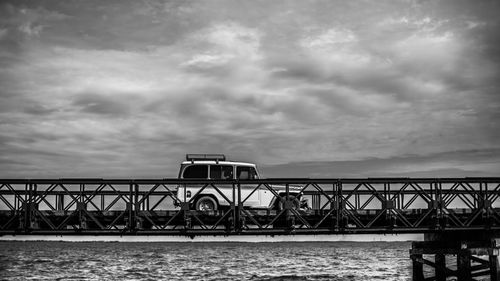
[179,164,208,204]
[237,166,261,207]
[209,165,234,207]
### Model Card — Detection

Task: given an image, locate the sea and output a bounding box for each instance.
[0,241,412,280]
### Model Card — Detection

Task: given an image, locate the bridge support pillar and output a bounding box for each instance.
[410,231,500,281]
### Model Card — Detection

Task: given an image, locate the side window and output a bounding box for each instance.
[236,166,257,180]
[182,165,208,179]
[210,165,233,179]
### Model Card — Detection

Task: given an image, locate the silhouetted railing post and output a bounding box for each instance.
[386,182,396,227]
[490,254,500,281]
[56,193,64,211]
[78,183,86,229]
[181,183,191,230]
[127,182,134,232]
[435,253,446,281]
[431,180,440,229]
[457,250,471,281]
[231,183,237,232]
[236,182,242,232]
[31,183,38,229]
[337,180,344,230]
[285,183,295,229]
[134,183,141,230]
[486,182,493,227]
[22,182,30,231]
[334,181,339,231]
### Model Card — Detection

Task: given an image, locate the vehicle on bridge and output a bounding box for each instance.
[175,154,308,211]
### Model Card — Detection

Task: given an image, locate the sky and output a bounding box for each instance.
[0,0,499,178]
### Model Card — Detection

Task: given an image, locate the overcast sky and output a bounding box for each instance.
[0,0,499,178]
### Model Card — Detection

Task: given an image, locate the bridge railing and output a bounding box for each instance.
[0,178,499,235]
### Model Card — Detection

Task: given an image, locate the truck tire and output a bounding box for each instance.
[195,196,218,211]
[277,196,300,210]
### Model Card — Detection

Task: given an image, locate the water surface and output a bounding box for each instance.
[0,241,412,280]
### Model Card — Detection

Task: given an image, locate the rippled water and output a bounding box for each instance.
[0,241,412,280]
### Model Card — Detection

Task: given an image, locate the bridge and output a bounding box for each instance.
[1,177,500,280]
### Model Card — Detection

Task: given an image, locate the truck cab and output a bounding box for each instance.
[176,154,306,211]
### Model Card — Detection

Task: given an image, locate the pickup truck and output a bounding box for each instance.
[175,154,308,211]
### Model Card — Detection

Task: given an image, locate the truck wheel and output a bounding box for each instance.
[195,196,218,211]
[277,196,300,210]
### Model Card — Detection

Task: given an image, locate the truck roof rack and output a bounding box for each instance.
[186,154,226,163]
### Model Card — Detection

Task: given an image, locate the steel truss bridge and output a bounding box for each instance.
[4,177,500,280]
[1,177,500,236]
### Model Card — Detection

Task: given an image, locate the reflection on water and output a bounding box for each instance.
[0,241,411,280]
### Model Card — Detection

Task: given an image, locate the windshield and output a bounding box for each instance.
[182,165,208,179]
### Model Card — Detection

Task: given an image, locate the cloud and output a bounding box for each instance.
[0,28,7,39]
[302,28,358,47]
[262,148,500,178]
[18,22,43,37]
[180,22,263,82]
[0,0,499,178]
[181,53,233,69]
[22,103,57,115]
[72,92,133,116]
[0,4,69,41]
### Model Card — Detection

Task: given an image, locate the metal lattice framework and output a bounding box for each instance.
[0,178,499,235]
